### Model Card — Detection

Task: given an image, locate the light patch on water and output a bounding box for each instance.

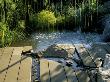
[32,31,102,52]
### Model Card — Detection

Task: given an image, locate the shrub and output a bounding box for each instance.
[56,15,65,24]
[0,22,13,47]
[29,10,57,31]
[0,22,25,47]
[37,10,57,29]
[18,20,26,31]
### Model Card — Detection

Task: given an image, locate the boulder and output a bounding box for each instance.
[43,44,75,58]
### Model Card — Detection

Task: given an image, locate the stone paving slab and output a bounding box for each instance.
[89,43,108,61]
[18,56,32,82]
[17,46,32,82]
[40,59,50,82]
[22,46,32,52]
[0,48,3,56]
[40,59,91,82]
[0,46,32,82]
[64,66,78,82]
[76,70,90,82]
[4,47,23,82]
[74,44,96,67]
[0,47,14,82]
[48,60,67,82]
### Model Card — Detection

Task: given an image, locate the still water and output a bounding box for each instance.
[32,31,102,52]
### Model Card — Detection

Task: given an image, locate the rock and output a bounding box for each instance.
[103,54,110,69]
[57,60,63,63]
[97,54,110,81]
[22,49,33,55]
[94,58,103,68]
[66,59,73,67]
[102,15,110,41]
[43,44,75,58]
[36,51,43,58]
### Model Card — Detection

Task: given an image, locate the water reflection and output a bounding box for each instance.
[32,31,102,52]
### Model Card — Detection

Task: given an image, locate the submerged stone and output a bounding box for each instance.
[43,44,75,58]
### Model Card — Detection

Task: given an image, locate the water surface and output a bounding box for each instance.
[32,31,102,52]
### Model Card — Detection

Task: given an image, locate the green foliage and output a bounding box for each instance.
[56,15,65,24]
[0,0,28,47]
[37,10,57,29]
[61,0,98,29]
[0,0,17,21]
[67,7,75,17]
[44,0,48,6]
[18,20,26,31]
[29,14,37,27]
[0,0,109,46]
[0,22,13,47]
[0,22,25,47]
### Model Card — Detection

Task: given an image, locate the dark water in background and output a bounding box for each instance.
[31,31,102,52]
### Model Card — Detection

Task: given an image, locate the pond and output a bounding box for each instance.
[31,31,102,52]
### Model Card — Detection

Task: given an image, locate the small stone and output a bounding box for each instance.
[95,58,103,67]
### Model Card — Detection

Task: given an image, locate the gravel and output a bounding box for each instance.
[32,58,40,82]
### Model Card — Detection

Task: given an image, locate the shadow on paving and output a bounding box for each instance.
[0,56,28,74]
[40,43,110,82]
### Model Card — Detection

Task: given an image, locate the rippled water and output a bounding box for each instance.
[32,31,102,52]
